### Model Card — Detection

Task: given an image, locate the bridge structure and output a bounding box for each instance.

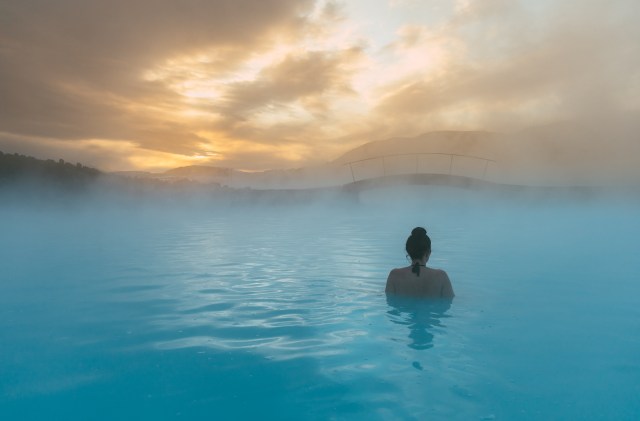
[339,152,500,190]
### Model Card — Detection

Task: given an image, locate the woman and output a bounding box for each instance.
[385,227,454,298]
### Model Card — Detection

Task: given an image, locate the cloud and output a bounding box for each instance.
[1,0,638,172]
[369,0,640,133]
[0,0,315,160]
[218,49,361,118]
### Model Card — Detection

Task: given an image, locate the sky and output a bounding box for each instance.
[1,0,639,172]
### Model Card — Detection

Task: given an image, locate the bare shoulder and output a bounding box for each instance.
[385,268,402,293]
[434,269,454,298]
[427,267,449,279]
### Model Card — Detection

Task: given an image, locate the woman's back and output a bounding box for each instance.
[385,266,454,298]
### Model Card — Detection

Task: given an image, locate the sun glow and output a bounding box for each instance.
[133,1,459,171]
[143,44,295,102]
[77,139,220,172]
[4,0,639,173]
[194,129,312,166]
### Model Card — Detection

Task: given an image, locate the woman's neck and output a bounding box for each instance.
[410,259,427,276]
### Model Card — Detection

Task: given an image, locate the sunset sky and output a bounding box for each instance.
[1,0,639,172]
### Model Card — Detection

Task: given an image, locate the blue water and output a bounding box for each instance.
[1,188,640,420]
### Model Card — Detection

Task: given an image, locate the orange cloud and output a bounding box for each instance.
[1,0,638,172]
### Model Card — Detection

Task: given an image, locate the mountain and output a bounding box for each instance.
[113,164,349,189]
[112,122,640,189]
[164,165,233,179]
[333,130,501,164]
[115,130,505,189]
[113,165,234,184]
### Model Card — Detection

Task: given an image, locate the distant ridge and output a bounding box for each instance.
[333,130,500,165]
[7,123,635,192]
[109,131,502,186]
[113,164,236,185]
[164,165,233,177]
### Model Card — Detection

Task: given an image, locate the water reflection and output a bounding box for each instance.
[385,295,452,350]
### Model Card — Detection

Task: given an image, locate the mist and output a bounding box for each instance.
[2,1,640,416]
[3,154,640,420]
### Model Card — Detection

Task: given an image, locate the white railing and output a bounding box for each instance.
[343,153,497,183]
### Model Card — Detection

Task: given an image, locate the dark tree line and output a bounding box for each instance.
[0,151,101,186]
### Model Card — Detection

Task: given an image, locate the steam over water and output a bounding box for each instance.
[1,187,639,420]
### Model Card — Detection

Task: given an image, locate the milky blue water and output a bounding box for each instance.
[1,187,640,420]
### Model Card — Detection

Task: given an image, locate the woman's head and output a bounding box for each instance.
[406,227,431,262]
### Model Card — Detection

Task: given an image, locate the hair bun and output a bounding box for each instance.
[411,227,427,237]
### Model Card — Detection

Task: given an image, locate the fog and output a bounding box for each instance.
[3,1,640,417]
[3,159,640,212]
[3,166,640,420]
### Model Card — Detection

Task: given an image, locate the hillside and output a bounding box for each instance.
[0,151,101,184]
[334,124,640,185]
[333,130,501,164]
[112,165,235,184]
[164,165,233,178]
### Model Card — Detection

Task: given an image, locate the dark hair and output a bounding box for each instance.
[406,227,431,276]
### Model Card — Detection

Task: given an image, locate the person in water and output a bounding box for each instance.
[385,227,454,298]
